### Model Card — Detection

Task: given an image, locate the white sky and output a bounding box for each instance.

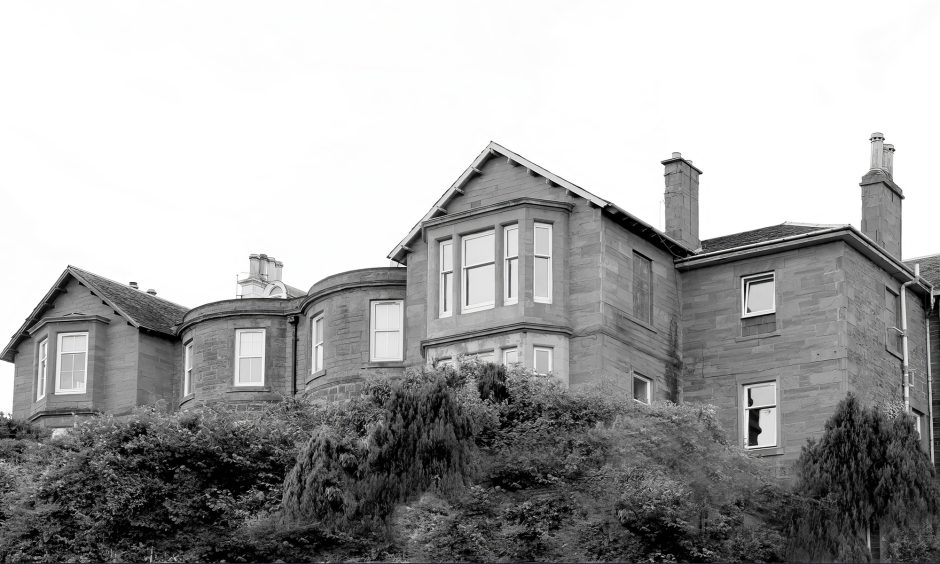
[2,1,939,415]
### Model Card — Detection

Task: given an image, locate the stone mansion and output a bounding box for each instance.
[4,133,939,468]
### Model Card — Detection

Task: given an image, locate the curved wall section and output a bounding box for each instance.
[178,297,301,410]
[299,267,407,400]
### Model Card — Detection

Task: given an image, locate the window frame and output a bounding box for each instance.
[504,224,519,306]
[183,341,193,396]
[461,230,496,313]
[633,252,653,325]
[885,286,902,356]
[36,338,48,401]
[533,346,553,375]
[632,372,651,405]
[742,381,778,449]
[55,331,88,395]
[370,300,404,362]
[502,347,519,366]
[534,222,553,304]
[741,272,776,318]
[439,239,454,318]
[234,328,266,387]
[312,314,325,373]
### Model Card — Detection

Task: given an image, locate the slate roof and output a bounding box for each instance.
[904,254,940,288]
[700,222,847,253]
[68,267,188,334]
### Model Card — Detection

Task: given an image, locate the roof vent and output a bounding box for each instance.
[146,289,157,296]
[129,282,139,290]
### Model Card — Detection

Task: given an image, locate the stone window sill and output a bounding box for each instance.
[735,330,781,343]
[306,369,327,385]
[745,445,785,457]
[625,314,657,334]
[364,361,405,369]
[226,386,272,394]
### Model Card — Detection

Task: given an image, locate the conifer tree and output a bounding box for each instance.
[790,393,938,561]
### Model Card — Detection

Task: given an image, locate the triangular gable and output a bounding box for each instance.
[387,141,692,264]
[1,266,188,363]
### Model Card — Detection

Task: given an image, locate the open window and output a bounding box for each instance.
[742,273,775,318]
[632,373,651,404]
[743,381,777,448]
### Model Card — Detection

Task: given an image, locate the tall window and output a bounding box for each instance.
[633,252,652,325]
[371,300,404,361]
[183,342,193,396]
[234,329,265,386]
[633,373,651,404]
[312,315,325,373]
[743,382,777,448]
[56,332,88,394]
[534,346,553,374]
[504,225,519,305]
[885,287,902,355]
[462,231,495,313]
[534,223,552,303]
[742,272,775,317]
[913,408,924,441]
[36,338,48,400]
[440,240,453,317]
[502,347,519,365]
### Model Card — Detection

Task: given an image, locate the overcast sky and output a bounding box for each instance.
[2,1,939,415]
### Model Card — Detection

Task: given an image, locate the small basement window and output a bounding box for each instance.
[632,373,651,404]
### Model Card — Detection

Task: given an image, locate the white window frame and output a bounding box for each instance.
[502,347,519,366]
[55,331,88,395]
[462,230,496,313]
[37,338,48,401]
[741,272,776,318]
[533,346,553,375]
[234,329,266,386]
[183,341,193,396]
[370,300,404,362]
[913,408,924,440]
[312,314,325,373]
[440,240,453,318]
[742,381,778,449]
[534,222,553,304]
[504,225,519,306]
[632,373,651,405]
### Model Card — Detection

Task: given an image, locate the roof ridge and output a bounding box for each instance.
[782,221,849,229]
[903,252,940,262]
[67,265,189,310]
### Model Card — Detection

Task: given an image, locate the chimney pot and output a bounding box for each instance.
[672,152,682,159]
[146,289,157,296]
[129,282,138,290]
[870,132,885,171]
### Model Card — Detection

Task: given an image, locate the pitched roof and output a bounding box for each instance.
[1,266,188,362]
[700,222,848,253]
[388,141,693,264]
[904,254,940,289]
[67,267,188,334]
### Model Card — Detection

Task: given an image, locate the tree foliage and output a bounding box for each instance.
[790,393,939,561]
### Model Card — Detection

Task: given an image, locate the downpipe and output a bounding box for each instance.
[901,274,914,415]
[926,297,935,465]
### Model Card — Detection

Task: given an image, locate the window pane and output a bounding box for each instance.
[466,264,495,307]
[238,358,252,382]
[633,377,650,404]
[534,257,550,299]
[464,232,494,266]
[505,227,518,258]
[535,225,551,256]
[506,258,518,300]
[441,241,453,272]
[746,278,774,314]
[747,384,775,407]
[442,272,453,312]
[375,303,400,331]
[316,345,324,371]
[504,348,518,364]
[61,370,73,390]
[240,332,262,356]
[634,254,652,324]
[535,348,551,373]
[73,357,86,387]
[747,406,776,447]
[375,331,401,359]
[62,335,86,353]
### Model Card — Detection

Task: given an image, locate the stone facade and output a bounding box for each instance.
[3,136,937,473]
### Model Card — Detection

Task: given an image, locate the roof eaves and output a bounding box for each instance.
[388,141,611,265]
[1,268,73,363]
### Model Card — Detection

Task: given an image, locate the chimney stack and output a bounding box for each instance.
[860,132,903,258]
[662,152,702,250]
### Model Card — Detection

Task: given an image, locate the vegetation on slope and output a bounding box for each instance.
[0,362,936,562]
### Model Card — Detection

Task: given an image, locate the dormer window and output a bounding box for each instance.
[55,332,88,394]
